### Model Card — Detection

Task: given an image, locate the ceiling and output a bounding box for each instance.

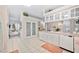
[26,5,63,19]
[8,5,64,20]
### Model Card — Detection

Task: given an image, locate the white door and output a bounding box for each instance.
[26,22,31,38]
[32,22,37,37]
[26,22,37,38]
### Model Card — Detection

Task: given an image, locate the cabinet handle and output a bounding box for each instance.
[68,35,72,37]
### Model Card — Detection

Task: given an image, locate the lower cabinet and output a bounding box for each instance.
[39,32,74,52]
[47,34,59,46]
[60,35,74,52]
[39,32,59,46]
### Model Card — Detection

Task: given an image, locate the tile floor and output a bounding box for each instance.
[7,36,70,53]
[7,37,49,53]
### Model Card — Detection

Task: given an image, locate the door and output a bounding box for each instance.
[32,22,36,37]
[26,22,31,38]
[26,22,37,38]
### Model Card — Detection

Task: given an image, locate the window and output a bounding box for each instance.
[26,22,31,36]
[75,8,79,16]
[71,9,75,17]
[32,23,36,35]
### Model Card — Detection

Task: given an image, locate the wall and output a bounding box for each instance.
[0,6,9,52]
[20,15,40,40]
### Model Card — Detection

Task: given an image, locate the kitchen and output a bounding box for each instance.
[39,5,79,53]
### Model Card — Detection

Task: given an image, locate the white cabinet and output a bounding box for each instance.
[39,32,74,52]
[75,8,79,16]
[39,32,48,41]
[60,35,74,52]
[71,9,75,17]
[55,13,60,21]
[47,34,59,46]
[39,32,59,46]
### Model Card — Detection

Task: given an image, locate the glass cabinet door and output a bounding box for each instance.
[75,8,79,16]
[62,11,69,19]
[63,20,72,33]
[71,9,75,17]
[63,19,79,33]
[75,19,79,33]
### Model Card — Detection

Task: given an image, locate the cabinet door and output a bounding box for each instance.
[39,32,48,41]
[47,34,59,46]
[60,35,74,52]
[39,32,59,46]
[63,20,71,33]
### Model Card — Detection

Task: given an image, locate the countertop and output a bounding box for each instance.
[39,31,79,37]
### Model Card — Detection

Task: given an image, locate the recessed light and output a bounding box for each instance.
[24,5,31,7]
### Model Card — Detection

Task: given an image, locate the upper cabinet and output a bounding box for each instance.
[71,9,75,17]
[44,16,49,22]
[54,13,60,21]
[46,16,49,21]
[75,8,79,17]
[44,6,79,22]
[70,7,79,17]
[50,15,53,20]
[61,11,69,20]
[70,7,79,18]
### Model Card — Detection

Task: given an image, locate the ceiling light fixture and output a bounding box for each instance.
[24,4,31,7]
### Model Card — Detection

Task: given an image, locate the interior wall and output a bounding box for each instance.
[0,6,9,52]
[20,15,39,40]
